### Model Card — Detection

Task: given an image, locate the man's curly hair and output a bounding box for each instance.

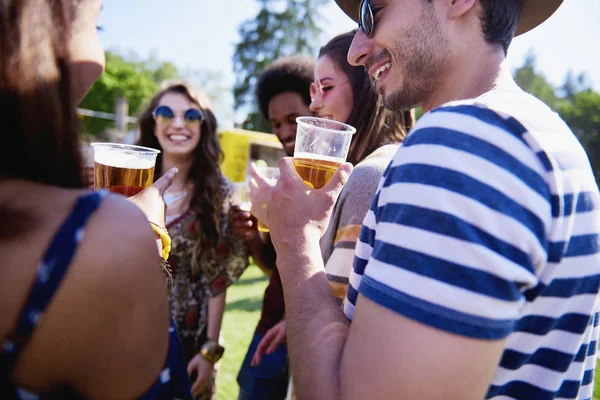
[256,55,316,120]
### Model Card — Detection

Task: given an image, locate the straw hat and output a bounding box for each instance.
[334,0,563,36]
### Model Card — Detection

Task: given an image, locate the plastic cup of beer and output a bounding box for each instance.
[232,182,252,212]
[91,143,160,197]
[293,117,356,189]
[80,144,95,189]
[253,166,280,233]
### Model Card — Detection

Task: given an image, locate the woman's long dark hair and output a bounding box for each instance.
[0,0,83,188]
[319,31,414,165]
[137,82,224,276]
[0,1,85,236]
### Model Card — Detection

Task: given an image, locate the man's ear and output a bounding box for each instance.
[446,0,476,19]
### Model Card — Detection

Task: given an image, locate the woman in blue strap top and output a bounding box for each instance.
[0,1,192,399]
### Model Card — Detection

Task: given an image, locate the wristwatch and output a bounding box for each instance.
[199,340,225,364]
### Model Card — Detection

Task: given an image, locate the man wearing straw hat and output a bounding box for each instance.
[265,0,600,399]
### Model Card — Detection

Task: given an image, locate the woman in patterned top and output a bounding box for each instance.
[137,81,249,400]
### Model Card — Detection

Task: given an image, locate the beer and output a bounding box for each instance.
[257,220,269,233]
[94,152,155,197]
[293,154,342,189]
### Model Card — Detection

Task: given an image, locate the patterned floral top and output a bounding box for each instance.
[166,175,249,362]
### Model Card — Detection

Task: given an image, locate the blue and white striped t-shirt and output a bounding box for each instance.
[345,75,600,399]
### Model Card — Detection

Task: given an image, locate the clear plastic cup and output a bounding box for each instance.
[253,166,280,233]
[91,143,160,197]
[293,117,355,189]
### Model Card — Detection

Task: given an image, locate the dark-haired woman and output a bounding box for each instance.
[0,1,192,398]
[250,31,414,378]
[310,31,414,304]
[137,81,249,400]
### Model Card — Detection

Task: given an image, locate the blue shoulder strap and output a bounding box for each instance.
[1,191,107,374]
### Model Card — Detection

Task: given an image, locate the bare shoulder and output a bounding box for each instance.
[76,193,165,287]
[17,193,171,398]
[69,194,171,397]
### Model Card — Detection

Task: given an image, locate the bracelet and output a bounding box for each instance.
[150,222,172,260]
[199,340,225,364]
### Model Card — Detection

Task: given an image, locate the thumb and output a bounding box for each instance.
[323,162,352,195]
[187,358,195,376]
[152,168,178,195]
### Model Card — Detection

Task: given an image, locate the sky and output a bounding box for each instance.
[97,0,599,127]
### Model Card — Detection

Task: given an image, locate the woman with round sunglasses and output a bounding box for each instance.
[137,81,250,400]
[249,30,414,377]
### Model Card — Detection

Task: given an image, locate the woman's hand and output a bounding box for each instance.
[187,354,214,397]
[127,168,178,258]
[128,168,178,229]
[251,320,286,366]
[231,205,260,242]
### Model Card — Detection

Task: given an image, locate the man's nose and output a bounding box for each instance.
[348,29,371,67]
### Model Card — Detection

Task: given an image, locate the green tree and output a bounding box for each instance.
[511,50,600,183]
[79,52,161,137]
[143,53,181,85]
[233,0,327,132]
[560,90,600,183]
[79,51,185,138]
[513,50,562,111]
[559,70,592,103]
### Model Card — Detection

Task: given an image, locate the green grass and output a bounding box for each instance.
[215,265,600,400]
[595,364,600,400]
[216,265,269,400]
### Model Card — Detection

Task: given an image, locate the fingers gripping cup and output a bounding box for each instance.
[293,117,356,189]
[91,143,160,197]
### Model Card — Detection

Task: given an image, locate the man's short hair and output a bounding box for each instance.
[256,55,316,120]
[478,0,523,53]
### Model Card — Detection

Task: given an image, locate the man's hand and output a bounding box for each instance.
[251,320,286,366]
[267,157,352,252]
[187,353,214,398]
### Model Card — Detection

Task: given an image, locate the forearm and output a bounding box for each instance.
[277,237,349,400]
[207,292,226,342]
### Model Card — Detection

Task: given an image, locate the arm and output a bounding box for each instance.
[187,292,226,397]
[268,107,548,399]
[252,235,277,276]
[207,292,226,342]
[251,162,392,366]
[230,205,274,276]
[245,231,277,276]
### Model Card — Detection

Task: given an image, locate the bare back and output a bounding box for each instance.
[0,181,172,399]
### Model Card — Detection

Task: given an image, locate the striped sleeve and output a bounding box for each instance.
[357,105,552,340]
